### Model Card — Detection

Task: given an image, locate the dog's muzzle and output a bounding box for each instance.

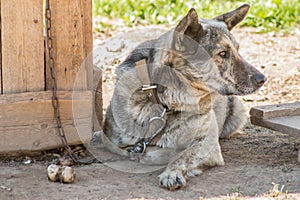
[252,73,267,87]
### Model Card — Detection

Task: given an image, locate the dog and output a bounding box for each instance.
[101,4,266,190]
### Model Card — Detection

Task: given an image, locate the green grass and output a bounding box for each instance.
[93,0,300,33]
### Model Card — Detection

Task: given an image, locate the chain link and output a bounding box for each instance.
[45,0,80,163]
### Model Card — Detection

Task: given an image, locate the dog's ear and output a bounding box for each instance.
[213,4,250,31]
[174,8,203,40]
[172,8,203,51]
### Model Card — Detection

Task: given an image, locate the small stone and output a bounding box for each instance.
[47,164,75,183]
[1,185,12,192]
[61,166,75,183]
[47,164,60,182]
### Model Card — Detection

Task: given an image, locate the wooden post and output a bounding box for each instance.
[0,0,2,94]
[46,0,93,91]
[1,0,44,94]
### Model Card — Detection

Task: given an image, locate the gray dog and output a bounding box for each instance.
[101,4,266,190]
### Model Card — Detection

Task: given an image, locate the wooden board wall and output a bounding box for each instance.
[0,0,97,154]
[0,91,92,154]
[1,0,44,94]
[46,0,93,91]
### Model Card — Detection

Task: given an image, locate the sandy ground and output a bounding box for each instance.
[0,27,300,200]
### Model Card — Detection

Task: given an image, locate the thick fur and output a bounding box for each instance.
[102,4,266,190]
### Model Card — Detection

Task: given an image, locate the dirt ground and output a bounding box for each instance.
[1,27,300,200]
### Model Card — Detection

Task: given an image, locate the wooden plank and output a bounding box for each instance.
[46,0,93,91]
[250,102,300,137]
[1,0,44,94]
[250,102,300,120]
[268,116,300,135]
[0,91,92,154]
[250,102,300,163]
[250,116,300,138]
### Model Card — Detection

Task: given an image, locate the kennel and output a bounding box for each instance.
[0,0,100,154]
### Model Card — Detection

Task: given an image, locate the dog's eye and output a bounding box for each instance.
[219,51,228,58]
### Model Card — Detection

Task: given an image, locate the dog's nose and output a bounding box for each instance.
[252,73,267,87]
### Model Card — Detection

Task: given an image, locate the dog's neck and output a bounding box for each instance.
[149,63,216,114]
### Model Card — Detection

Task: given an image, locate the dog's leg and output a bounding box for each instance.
[215,96,247,139]
[158,112,224,190]
[159,141,223,190]
[136,148,177,165]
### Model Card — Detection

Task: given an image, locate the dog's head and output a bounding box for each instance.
[167,4,266,95]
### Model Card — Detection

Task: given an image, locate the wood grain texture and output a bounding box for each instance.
[250,102,300,139]
[250,102,300,120]
[0,0,2,94]
[0,91,92,154]
[46,0,93,91]
[1,0,44,94]
[250,102,300,163]
[250,116,300,138]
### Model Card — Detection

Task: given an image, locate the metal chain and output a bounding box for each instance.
[45,0,80,163]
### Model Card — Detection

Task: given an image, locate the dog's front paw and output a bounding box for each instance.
[158,169,186,190]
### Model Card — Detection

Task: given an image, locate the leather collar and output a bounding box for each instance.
[135,59,161,105]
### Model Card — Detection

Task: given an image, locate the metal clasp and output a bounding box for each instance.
[128,108,166,154]
[142,84,157,91]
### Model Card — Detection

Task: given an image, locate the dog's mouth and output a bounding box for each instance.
[235,84,263,96]
[218,80,263,96]
[235,87,261,96]
[235,74,267,95]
